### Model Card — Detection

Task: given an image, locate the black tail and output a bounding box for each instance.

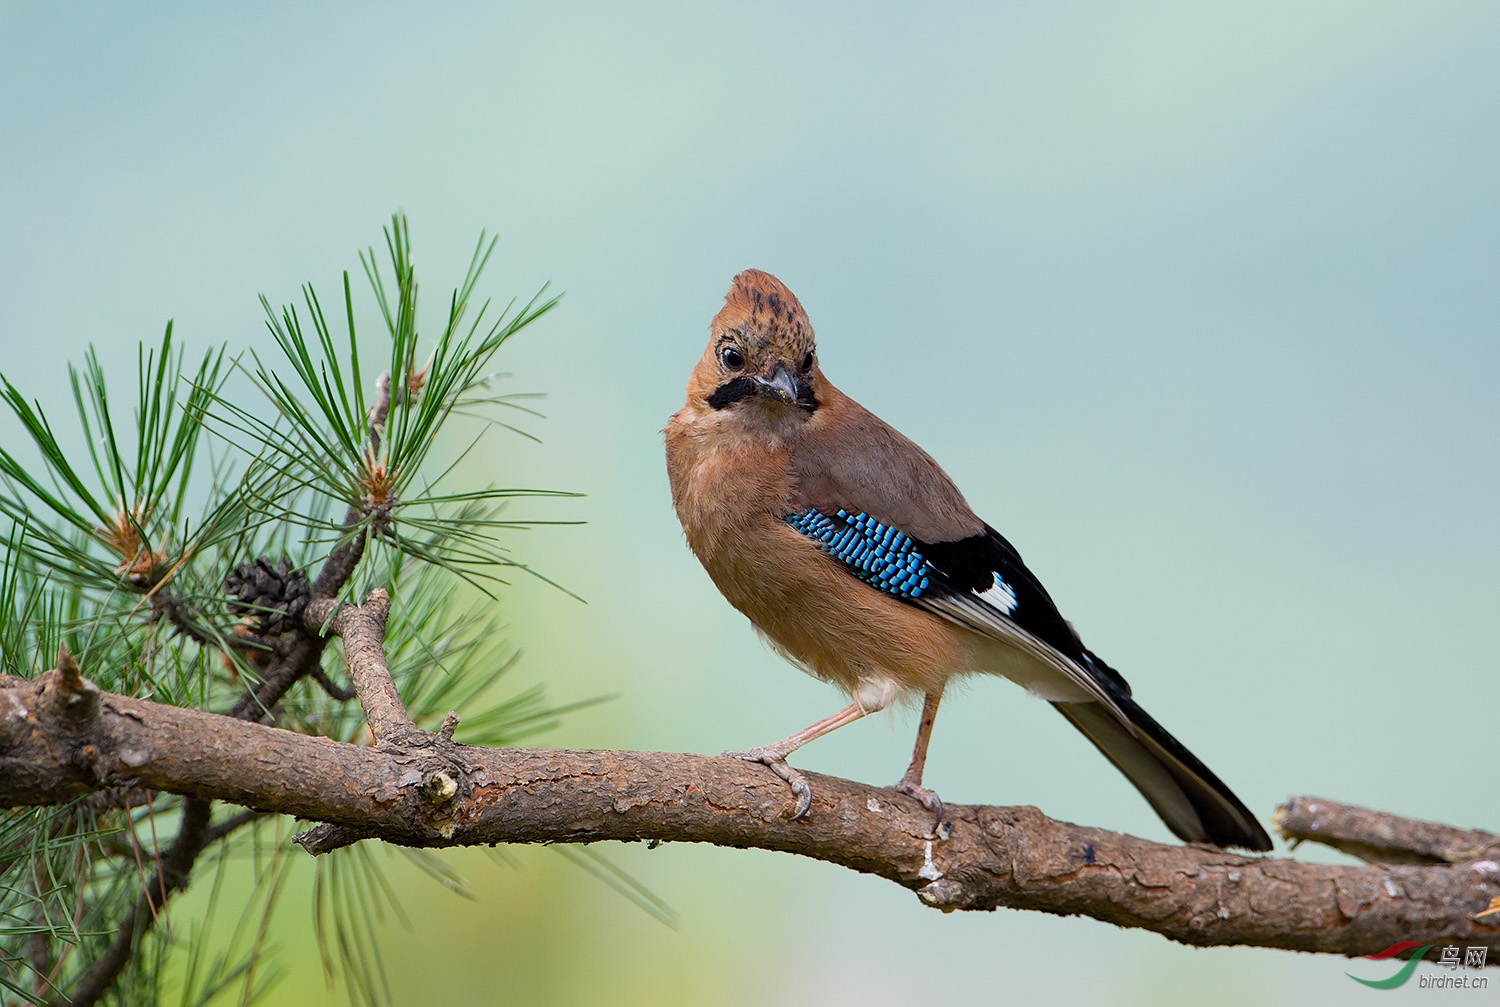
[1052,693,1273,852]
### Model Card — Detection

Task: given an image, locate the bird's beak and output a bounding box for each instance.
[754,364,799,405]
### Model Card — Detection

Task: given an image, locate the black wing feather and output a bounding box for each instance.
[917,525,1135,697]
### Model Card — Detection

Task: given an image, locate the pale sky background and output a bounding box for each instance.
[2,3,1497,1005]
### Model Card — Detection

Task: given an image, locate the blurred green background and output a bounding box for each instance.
[3,2,1497,1004]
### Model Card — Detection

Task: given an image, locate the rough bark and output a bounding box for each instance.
[2,636,1497,965]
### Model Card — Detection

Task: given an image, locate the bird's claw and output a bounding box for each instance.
[723,747,813,819]
[895,781,950,840]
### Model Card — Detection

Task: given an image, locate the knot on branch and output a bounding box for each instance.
[48,645,99,723]
[380,729,472,822]
[291,732,471,855]
[422,770,459,806]
[225,557,311,636]
[917,878,972,912]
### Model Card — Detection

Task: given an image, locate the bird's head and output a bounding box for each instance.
[688,269,820,424]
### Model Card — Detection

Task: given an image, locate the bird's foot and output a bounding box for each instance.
[895,780,951,840]
[722,747,813,819]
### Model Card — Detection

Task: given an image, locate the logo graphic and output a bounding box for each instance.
[1346,942,1490,989]
[1345,942,1433,989]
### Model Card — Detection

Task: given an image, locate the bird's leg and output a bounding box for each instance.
[894,689,949,838]
[723,703,868,819]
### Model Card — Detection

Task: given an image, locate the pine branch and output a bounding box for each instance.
[38,623,329,1006]
[55,798,212,1007]
[0,214,567,1007]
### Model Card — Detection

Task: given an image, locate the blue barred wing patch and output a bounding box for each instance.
[786,508,932,599]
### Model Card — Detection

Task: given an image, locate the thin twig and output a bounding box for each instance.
[1275,796,1500,865]
[311,506,369,599]
[203,809,266,847]
[308,664,358,702]
[227,637,325,722]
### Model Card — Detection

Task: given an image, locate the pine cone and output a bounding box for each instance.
[223,557,311,636]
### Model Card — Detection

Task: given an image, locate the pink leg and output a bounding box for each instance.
[895,690,948,836]
[724,703,868,819]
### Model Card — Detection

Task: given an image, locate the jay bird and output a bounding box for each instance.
[665,269,1272,851]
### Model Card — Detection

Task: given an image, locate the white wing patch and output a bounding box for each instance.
[916,591,1128,722]
[977,575,1018,615]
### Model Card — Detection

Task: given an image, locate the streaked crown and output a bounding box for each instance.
[711,269,814,353]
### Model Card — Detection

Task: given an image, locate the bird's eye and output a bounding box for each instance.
[721,347,744,370]
[801,351,814,371]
